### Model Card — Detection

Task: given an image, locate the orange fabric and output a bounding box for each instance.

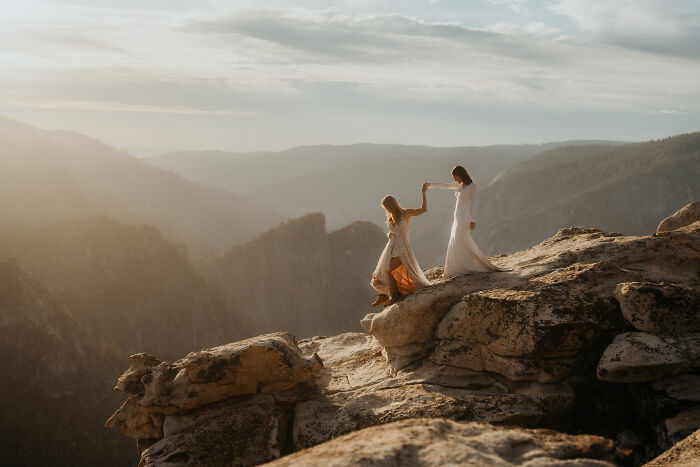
[391,263,419,295]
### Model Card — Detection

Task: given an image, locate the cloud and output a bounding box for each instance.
[185,9,563,65]
[550,0,700,61]
[1,1,699,154]
[490,0,527,15]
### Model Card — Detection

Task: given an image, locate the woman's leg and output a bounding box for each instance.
[384,257,404,306]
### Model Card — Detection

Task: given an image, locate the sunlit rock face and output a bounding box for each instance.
[356,210,700,462]
[657,201,700,233]
[106,204,700,466]
[267,418,626,467]
[106,333,322,466]
[613,281,700,333]
[644,427,700,467]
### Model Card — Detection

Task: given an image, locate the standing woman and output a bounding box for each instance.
[425,165,505,279]
[370,185,432,307]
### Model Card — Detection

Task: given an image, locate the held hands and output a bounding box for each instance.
[470,222,476,230]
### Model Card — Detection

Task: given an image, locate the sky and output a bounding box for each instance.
[1,0,699,155]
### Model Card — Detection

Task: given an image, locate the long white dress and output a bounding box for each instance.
[429,182,504,278]
[371,215,432,295]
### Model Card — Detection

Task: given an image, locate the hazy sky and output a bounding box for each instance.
[1,0,699,155]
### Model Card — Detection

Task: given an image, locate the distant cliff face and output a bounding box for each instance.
[0,216,242,362]
[0,259,136,466]
[204,213,386,338]
[0,212,386,467]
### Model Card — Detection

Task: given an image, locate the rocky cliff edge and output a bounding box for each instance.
[106,202,700,466]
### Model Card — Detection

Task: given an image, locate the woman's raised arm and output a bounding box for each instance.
[405,185,428,217]
[426,182,460,189]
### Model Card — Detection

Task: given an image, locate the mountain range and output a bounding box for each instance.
[469,133,700,255]
[0,117,280,257]
[146,142,619,232]
[146,136,698,265]
[1,116,698,466]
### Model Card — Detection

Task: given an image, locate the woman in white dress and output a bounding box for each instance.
[425,165,505,279]
[370,185,433,307]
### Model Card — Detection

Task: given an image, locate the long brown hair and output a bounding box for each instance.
[381,195,404,225]
[451,165,473,185]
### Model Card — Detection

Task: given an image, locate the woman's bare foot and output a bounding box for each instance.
[383,292,404,307]
[371,294,389,307]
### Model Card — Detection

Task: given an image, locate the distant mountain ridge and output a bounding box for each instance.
[0,117,281,257]
[147,141,621,230]
[465,133,700,255]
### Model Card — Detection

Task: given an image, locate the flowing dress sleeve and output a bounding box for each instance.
[429,182,460,189]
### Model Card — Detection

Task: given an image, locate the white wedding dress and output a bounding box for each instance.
[429,182,504,278]
[371,216,432,295]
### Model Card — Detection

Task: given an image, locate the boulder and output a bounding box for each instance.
[106,332,323,465]
[644,427,700,467]
[113,353,163,395]
[657,202,700,233]
[431,339,596,383]
[651,375,700,402]
[597,332,700,383]
[131,332,320,417]
[267,418,625,466]
[614,282,700,333]
[361,269,522,369]
[139,395,286,467]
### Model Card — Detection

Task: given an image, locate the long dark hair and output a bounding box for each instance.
[451,165,473,185]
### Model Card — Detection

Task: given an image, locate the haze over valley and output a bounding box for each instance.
[2,0,700,465]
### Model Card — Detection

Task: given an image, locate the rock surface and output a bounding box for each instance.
[266,418,624,467]
[614,282,700,333]
[657,201,700,233]
[660,407,700,449]
[106,333,322,465]
[293,333,567,450]
[107,207,700,466]
[644,428,700,467]
[597,333,700,383]
[140,395,286,467]
[364,223,698,381]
